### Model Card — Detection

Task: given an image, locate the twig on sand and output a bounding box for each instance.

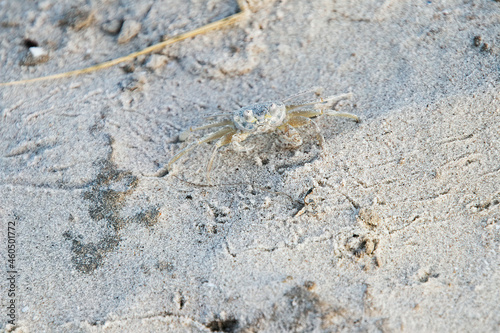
[0,0,249,86]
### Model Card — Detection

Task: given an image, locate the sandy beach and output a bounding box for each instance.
[1,0,499,332]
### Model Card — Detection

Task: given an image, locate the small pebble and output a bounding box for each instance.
[118,20,142,44]
[146,54,168,70]
[60,7,95,31]
[101,19,123,35]
[20,47,49,66]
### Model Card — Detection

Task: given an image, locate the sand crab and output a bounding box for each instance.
[156,91,359,181]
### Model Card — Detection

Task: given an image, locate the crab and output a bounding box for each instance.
[155,91,359,181]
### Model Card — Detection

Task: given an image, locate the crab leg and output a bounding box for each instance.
[179,119,234,141]
[276,123,304,148]
[282,86,323,103]
[286,115,325,146]
[206,130,237,183]
[155,126,235,177]
[287,115,311,127]
[288,109,359,122]
[323,110,360,122]
[285,93,353,112]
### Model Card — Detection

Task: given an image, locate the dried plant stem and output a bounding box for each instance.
[0,0,249,87]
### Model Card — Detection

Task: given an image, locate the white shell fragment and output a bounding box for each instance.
[21,47,49,66]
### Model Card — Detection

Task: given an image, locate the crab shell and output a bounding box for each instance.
[232,102,287,132]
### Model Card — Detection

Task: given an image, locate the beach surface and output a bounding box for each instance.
[1,0,499,332]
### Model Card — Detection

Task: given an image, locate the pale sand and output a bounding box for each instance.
[1,0,499,332]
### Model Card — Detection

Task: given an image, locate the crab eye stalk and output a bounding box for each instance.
[268,103,278,115]
[244,109,255,122]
